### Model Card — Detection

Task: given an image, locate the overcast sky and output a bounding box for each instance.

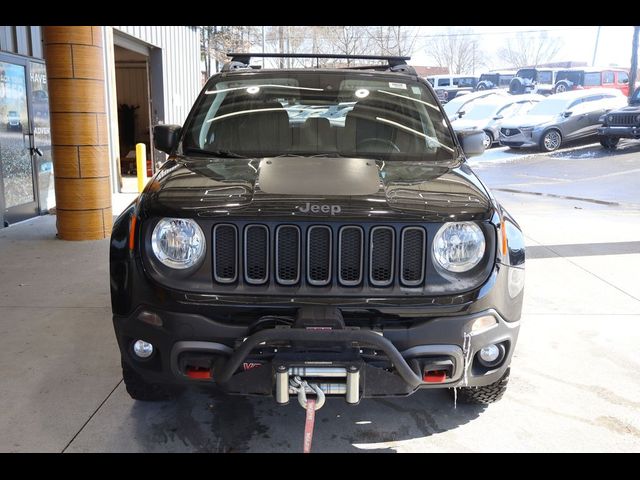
[410,26,635,71]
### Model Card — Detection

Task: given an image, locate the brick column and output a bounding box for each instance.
[43,26,112,240]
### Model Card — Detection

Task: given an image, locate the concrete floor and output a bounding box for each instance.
[1,144,640,452]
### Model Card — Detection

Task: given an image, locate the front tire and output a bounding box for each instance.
[456,368,510,405]
[553,80,571,94]
[482,131,493,149]
[540,129,562,152]
[122,360,176,401]
[600,137,619,149]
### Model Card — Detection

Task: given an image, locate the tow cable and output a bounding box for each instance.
[290,375,325,453]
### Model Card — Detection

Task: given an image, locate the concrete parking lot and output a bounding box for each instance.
[1,141,639,452]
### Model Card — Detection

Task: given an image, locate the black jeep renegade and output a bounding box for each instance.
[110,54,525,408]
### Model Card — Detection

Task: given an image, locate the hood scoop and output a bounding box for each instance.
[257,157,380,196]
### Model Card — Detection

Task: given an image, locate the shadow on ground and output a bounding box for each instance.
[130,387,486,452]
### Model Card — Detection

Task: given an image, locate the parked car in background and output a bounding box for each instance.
[452,94,545,148]
[509,68,559,95]
[499,88,627,152]
[553,67,630,96]
[6,110,21,131]
[597,87,640,148]
[443,89,511,121]
[475,71,517,91]
[426,75,478,103]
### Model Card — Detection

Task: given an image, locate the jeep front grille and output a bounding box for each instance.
[211,223,428,289]
[608,113,638,127]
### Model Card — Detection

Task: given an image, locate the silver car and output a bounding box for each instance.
[443,89,510,122]
[498,88,627,152]
[451,94,545,148]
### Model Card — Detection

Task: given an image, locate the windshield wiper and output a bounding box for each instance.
[184,148,248,158]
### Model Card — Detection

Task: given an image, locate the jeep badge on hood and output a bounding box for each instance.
[297,202,342,215]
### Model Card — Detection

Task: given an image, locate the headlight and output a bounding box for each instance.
[151,218,205,269]
[598,114,606,123]
[432,222,485,272]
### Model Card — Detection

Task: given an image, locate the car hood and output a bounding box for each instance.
[612,104,640,113]
[140,156,493,222]
[452,118,489,131]
[500,114,556,129]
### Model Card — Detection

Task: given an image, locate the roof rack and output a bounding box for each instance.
[223,53,415,75]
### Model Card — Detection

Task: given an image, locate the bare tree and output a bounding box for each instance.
[497,31,563,68]
[368,26,418,57]
[201,26,262,74]
[629,26,639,100]
[321,26,372,66]
[423,28,484,74]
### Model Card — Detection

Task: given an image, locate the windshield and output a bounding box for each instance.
[632,88,640,104]
[527,97,571,116]
[182,72,456,161]
[461,102,499,120]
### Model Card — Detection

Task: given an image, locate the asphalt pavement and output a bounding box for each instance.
[1,141,639,452]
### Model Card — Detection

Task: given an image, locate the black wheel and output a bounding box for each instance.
[476,82,488,91]
[122,360,176,401]
[600,137,619,149]
[456,368,510,405]
[540,129,562,152]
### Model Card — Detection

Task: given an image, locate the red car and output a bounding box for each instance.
[553,67,630,96]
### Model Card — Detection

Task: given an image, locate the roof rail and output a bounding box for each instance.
[223,53,415,75]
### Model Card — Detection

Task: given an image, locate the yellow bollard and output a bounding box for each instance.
[136,143,147,193]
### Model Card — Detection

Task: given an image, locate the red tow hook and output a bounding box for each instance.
[186,367,212,380]
[423,370,447,383]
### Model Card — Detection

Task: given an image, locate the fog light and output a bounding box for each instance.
[133,340,154,358]
[477,343,505,368]
[480,344,499,362]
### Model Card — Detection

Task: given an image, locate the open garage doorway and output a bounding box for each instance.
[113,45,153,193]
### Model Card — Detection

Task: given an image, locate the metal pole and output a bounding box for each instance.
[136,143,147,193]
[592,26,601,67]
[262,26,265,68]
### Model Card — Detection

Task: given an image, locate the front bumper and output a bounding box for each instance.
[499,130,538,148]
[115,305,520,400]
[598,125,640,139]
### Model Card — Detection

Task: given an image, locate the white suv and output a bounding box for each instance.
[426,75,478,103]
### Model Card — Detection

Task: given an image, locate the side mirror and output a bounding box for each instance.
[493,115,504,120]
[458,110,466,118]
[456,129,486,158]
[563,110,573,118]
[153,124,182,154]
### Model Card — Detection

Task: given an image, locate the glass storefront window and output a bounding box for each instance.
[29,61,54,213]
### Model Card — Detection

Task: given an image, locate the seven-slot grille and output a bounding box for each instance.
[212,224,427,288]
[608,113,639,127]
